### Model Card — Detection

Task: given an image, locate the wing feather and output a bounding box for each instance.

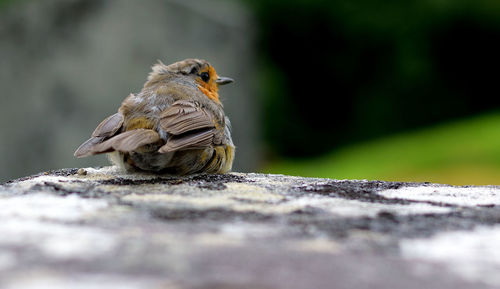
[74,113,124,157]
[158,100,217,153]
[92,129,161,154]
[92,113,124,137]
[74,136,105,158]
[160,101,214,135]
[159,129,214,153]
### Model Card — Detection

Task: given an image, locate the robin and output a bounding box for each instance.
[74,58,235,175]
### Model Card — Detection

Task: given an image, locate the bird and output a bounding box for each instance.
[74,58,235,175]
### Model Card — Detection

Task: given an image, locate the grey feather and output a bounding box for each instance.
[74,136,105,158]
[160,100,215,135]
[91,113,124,137]
[92,129,161,153]
[159,129,214,153]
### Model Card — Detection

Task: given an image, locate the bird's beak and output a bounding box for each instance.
[216,76,234,85]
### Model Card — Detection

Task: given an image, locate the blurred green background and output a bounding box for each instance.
[1,0,500,185]
[250,0,500,185]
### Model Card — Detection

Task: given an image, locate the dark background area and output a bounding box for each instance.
[247,0,500,158]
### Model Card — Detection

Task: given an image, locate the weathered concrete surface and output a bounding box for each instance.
[1,167,500,289]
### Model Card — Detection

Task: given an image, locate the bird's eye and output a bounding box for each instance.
[200,72,210,82]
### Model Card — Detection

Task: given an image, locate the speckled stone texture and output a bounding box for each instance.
[1,167,500,289]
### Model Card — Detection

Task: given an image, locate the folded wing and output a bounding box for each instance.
[91,129,161,154]
[158,100,218,153]
[74,113,124,157]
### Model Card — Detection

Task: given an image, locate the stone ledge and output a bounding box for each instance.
[1,167,500,289]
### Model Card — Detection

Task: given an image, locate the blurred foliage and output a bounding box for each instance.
[245,0,500,184]
[245,0,500,157]
[265,112,500,185]
[0,0,17,8]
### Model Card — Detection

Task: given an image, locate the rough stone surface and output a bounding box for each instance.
[1,167,500,289]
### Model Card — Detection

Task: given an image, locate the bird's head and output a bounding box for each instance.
[146,58,233,103]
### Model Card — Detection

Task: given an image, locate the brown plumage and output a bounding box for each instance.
[74,59,235,175]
